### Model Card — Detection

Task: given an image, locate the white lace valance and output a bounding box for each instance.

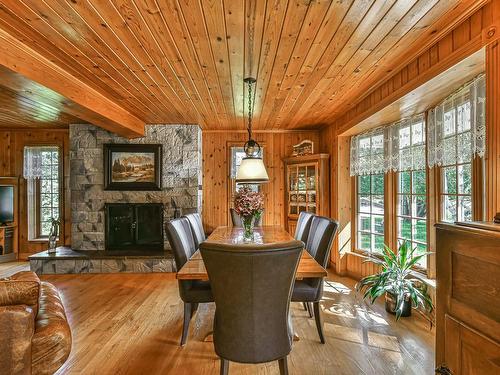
[350,114,425,176]
[23,146,59,180]
[388,114,426,172]
[427,74,486,168]
[350,127,387,176]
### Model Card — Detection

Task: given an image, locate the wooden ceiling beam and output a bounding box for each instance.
[0,25,145,138]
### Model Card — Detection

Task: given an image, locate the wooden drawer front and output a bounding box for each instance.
[444,315,500,375]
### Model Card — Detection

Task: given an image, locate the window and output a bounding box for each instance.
[357,173,384,254]
[355,133,385,255]
[428,74,485,223]
[27,147,60,239]
[440,100,473,222]
[395,120,428,268]
[230,146,260,193]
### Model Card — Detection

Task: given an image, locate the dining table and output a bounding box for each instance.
[176,225,328,281]
[176,225,328,342]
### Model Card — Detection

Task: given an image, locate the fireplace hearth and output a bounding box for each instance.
[105,203,164,251]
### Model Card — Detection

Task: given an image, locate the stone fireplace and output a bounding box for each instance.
[69,123,202,252]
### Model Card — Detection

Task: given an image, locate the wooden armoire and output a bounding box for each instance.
[435,222,500,375]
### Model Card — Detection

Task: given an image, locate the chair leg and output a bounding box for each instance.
[278,357,288,375]
[302,302,308,311]
[306,302,313,318]
[180,302,192,346]
[191,303,199,318]
[313,301,325,344]
[220,358,229,375]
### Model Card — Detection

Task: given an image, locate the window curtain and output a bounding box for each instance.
[388,114,426,172]
[427,74,486,168]
[350,127,388,176]
[350,114,425,176]
[23,146,59,180]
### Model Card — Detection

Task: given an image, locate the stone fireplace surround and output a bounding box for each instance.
[70,123,202,252]
[29,123,202,275]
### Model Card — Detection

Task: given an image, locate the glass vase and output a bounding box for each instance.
[241,215,255,242]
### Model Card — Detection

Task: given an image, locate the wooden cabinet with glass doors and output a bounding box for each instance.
[284,154,329,235]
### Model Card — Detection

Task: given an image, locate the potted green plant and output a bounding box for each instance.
[356,241,434,320]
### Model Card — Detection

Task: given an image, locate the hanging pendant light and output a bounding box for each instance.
[235,77,269,184]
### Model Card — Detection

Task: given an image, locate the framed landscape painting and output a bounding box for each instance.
[103,144,162,191]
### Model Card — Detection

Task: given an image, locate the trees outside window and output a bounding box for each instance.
[357,173,385,255]
[27,147,60,239]
[440,102,473,222]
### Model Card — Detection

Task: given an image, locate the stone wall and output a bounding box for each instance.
[69,123,202,251]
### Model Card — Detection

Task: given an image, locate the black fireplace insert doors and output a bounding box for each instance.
[105,203,164,251]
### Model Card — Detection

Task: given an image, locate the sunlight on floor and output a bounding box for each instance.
[368,331,401,352]
[323,280,353,295]
[321,280,389,326]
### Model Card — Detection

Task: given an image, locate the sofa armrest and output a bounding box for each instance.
[0,305,35,375]
[0,271,41,313]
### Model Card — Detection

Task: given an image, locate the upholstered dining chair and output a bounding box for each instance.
[184,212,206,249]
[165,217,213,346]
[293,211,315,315]
[294,211,315,243]
[200,240,303,375]
[292,215,339,343]
[229,207,264,227]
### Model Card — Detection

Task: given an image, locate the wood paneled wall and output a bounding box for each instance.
[202,131,320,233]
[0,129,70,259]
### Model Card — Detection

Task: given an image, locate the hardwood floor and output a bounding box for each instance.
[0,263,434,374]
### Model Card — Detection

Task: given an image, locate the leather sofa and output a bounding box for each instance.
[0,271,71,375]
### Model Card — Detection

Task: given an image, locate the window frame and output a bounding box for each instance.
[27,145,63,242]
[351,119,484,278]
[354,173,386,256]
[226,141,266,225]
[394,169,429,272]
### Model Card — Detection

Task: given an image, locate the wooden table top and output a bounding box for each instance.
[176,225,327,280]
[204,225,298,246]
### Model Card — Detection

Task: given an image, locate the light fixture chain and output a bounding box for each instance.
[248,78,253,139]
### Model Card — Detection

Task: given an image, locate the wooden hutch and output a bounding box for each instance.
[284,153,329,235]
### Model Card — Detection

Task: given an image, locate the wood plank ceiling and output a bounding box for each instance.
[0,0,486,131]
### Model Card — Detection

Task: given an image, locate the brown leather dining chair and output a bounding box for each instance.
[165,217,214,346]
[183,212,206,249]
[229,207,264,227]
[200,240,303,375]
[291,215,339,343]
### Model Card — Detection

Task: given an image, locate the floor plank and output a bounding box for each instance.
[0,263,434,374]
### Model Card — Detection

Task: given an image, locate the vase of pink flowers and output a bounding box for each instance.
[233,185,264,241]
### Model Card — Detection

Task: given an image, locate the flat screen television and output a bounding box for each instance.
[0,186,14,224]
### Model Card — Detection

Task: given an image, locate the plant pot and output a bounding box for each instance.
[385,293,412,317]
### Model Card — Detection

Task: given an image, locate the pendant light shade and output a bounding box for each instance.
[234,77,269,184]
[236,157,269,183]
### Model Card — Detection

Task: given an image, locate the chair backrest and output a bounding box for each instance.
[184,213,205,248]
[200,240,303,364]
[305,216,339,268]
[294,212,314,243]
[230,208,264,227]
[165,217,197,270]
